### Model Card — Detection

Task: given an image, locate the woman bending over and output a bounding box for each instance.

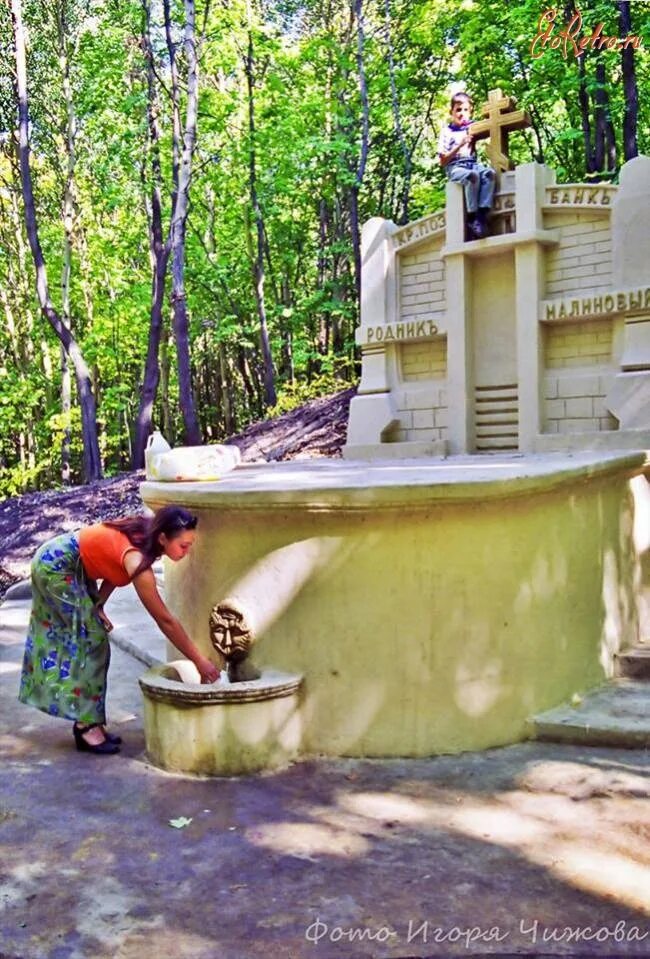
[19,505,219,755]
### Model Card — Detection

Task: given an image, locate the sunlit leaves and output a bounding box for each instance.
[1,0,648,494]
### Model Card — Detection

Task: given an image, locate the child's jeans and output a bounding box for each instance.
[446,159,495,214]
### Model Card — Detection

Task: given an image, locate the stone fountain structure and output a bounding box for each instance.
[140,597,302,775]
[140,91,650,774]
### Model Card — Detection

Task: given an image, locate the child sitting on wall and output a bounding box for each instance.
[438,92,496,240]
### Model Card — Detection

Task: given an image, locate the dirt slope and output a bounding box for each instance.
[0,388,355,590]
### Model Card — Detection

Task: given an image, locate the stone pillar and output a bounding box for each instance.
[344,217,399,452]
[514,163,556,451]
[444,181,473,453]
[606,157,650,428]
[613,156,650,288]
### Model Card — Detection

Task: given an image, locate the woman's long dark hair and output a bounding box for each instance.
[105,506,198,577]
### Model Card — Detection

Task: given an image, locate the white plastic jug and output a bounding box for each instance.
[145,431,171,479]
[151,444,241,481]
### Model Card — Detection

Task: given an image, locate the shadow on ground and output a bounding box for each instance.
[1,590,649,959]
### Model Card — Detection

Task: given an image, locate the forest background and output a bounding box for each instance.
[0,0,648,495]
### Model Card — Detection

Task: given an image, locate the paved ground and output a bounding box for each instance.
[1,584,649,959]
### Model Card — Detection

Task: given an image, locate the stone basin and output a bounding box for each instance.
[139,661,303,776]
[141,451,650,758]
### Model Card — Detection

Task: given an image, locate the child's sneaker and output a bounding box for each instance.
[478,208,491,237]
[467,215,485,240]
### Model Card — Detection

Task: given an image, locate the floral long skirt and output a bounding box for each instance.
[18,531,110,725]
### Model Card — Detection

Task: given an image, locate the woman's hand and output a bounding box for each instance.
[130,567,221,683]
[95,605,114,632]
[195,656,220,684]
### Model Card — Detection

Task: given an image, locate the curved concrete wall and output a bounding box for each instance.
[142,453,647,757]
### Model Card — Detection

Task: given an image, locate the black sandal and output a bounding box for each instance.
[73,722,120,755]
[103,728,122,746]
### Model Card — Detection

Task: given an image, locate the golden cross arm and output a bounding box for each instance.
[466,88,532,173]
[470,109,530,140]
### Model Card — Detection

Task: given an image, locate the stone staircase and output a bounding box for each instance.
[529,641,650,748]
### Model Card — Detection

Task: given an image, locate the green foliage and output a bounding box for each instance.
[1,0,648,495]
[269,369,353,418]
[0,461,49,499]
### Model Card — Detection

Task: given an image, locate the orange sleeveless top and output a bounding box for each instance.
[78,524,137,586]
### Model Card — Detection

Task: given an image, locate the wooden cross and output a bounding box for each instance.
[469,89,532,173]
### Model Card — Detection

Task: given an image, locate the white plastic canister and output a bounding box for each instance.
[145,431,171,479]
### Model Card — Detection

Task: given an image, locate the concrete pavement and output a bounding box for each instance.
[1,582,649,959]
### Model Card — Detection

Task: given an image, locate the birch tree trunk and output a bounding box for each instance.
[163,0,181,205]
[593,60,617,178]
[168,0,201,444]
[11,0,102,482]
[4,159,37,369]
[4,157,55,407]
[57,0,76,484]
[219,344,234,434]
[59,350,72,481]
[133,0,172,468]
[619,1,638,161]
[576,55,594,174]
[316,197,330,360]
[316,18,333,363]
[245,2,276,409]
[0,276,20,370]
[160,330,174,443]
[348,0,369,310]
[383,0,411,224]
